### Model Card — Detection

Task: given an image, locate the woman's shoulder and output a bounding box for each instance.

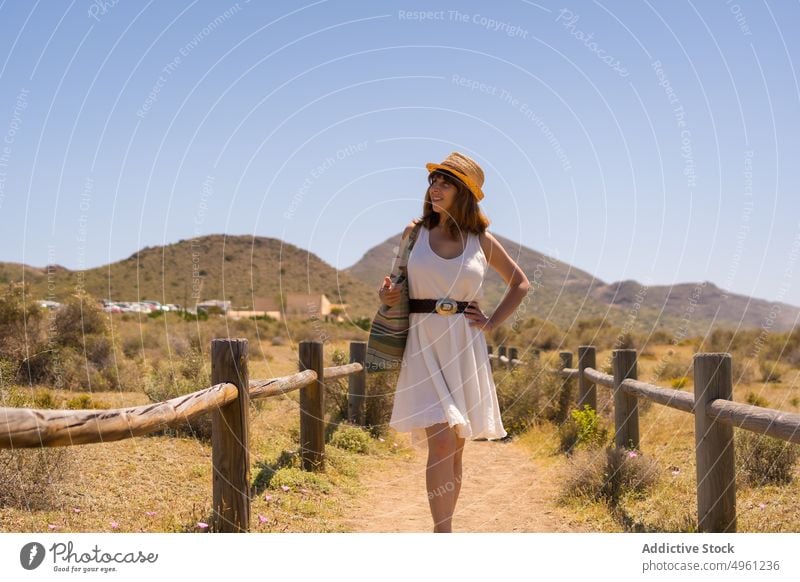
[477,229,502,256]
[401,218,424,241]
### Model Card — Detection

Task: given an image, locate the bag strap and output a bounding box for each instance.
[391,221,424,279]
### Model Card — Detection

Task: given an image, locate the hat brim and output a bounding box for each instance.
[426,163,485,201]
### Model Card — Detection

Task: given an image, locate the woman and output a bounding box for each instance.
[379,151,530,533]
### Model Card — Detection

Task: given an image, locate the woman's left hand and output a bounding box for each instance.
[464,301,494,332]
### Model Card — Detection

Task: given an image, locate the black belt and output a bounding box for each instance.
[409,298,470,315]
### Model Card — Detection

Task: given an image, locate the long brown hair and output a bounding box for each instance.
[418,169,490,240]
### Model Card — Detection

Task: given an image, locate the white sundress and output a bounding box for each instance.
[388,225,508,449]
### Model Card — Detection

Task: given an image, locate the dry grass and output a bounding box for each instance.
[0,394,408,533]
[518,345,800,532]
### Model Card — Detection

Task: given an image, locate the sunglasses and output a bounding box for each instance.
[427,170,464,187]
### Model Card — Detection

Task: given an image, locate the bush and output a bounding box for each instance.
[495,357,564,435]
[268,467,332,493]
[364,371,398,438]
[759,358,782,383]
[0,448,72,509]
[351,317,372,332]
[559,405,609,453]
[560,446,660,507]
[144,348,212,440]
[323,349,350,423]
[671,376,688,389]
[66,394,100,410]
[735,431,799,486]
[0,282,44,366]
[329,423,372,454]
[54,293,107,347]
[745,392,769,408]
[653,357,693,382]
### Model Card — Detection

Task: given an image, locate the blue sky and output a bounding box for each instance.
[1,0,799,306]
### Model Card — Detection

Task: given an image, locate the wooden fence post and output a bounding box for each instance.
[299,341,325,472]
[577,345,597,411]
[509,347,518,367]
[694,352,736,533]
[557,351,573,423]
[612,349,639,450]
[348,341,367,426]
[487,344,495,371]
[211,338,250,533]
[498,345,509,369]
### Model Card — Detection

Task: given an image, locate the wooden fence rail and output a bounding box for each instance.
[0,338,366,532]
[8,338,789,533]
[557,345,800,532]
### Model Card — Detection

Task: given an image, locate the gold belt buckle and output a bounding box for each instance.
[435,297,458,316]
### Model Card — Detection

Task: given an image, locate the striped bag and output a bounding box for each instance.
[365,221,423,373]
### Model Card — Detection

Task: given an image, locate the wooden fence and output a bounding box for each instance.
[6,339,790,533]
[0,339,365,532]
[487,343,530,369]
[0,336,523,531]
[557,345,800,533]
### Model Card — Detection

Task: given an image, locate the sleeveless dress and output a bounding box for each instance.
[389,225,508,449]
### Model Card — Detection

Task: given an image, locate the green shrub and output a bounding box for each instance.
[181,310,208,322]
[735,431,799,486]
[351,317,372,332]
[329,423,372,454]
[66,394,99,410]
[33,389,56,409]
[671,376,688,389]
[559,405,608,453]
[269,467,332,493]
[745,392,769,408]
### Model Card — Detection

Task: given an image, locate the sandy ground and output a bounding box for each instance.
[337,436,575,533]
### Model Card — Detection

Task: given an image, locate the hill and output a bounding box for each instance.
[1,231,798,334]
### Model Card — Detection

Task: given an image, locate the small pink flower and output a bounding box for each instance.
[627,450,638,459]
[145,511,157,517]
[48,524,59,530]
[263,494,273,502]
[378,438,385,442]
[258,515,269,524]
[110,521,119,530]
[300,488,310,494]
[197,521,209,530]
[73,508,81,514]
[671,469,680,476]
[758,503,766,510]
[280,485,290,492]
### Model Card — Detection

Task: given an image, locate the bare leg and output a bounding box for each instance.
[452,433,466,511]
[425,423,458,533]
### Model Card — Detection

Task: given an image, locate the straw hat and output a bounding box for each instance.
[426,152,485,201]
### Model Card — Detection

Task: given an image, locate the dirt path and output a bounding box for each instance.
[337,437,576,532]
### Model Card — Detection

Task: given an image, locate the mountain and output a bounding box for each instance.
[0,235,377,317]
[344,230,800,335]
[1,231,797,334]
